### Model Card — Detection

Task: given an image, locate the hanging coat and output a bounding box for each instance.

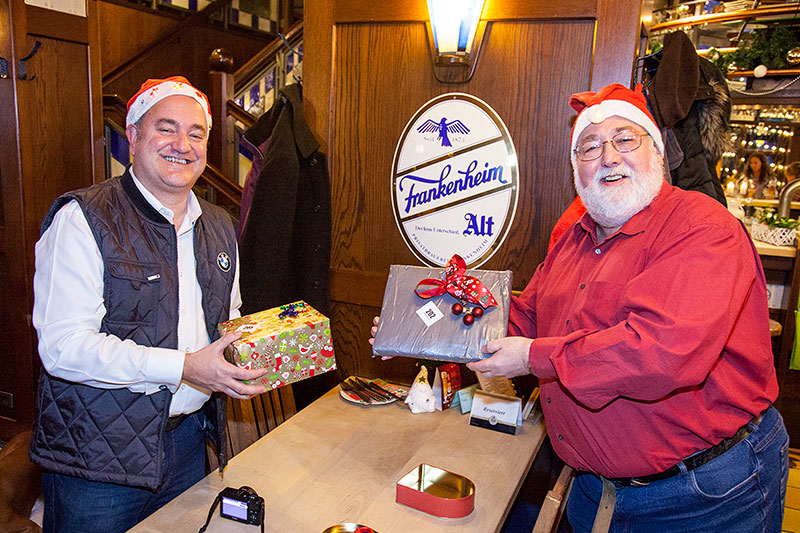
[238,83,331,316]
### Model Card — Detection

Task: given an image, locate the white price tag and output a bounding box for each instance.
[416,301,444,327]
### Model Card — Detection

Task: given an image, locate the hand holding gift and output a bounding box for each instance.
[466,337,534,379]
[183,331,270,399]
[372,255,512,363]
[218,301,336,390]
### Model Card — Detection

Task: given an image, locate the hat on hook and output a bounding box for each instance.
[126,76,212,130]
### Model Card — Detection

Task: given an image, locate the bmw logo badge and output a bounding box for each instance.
[217,252,231,272]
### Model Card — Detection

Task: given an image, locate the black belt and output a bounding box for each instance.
[165,412,190,432]
[609,407,769,488]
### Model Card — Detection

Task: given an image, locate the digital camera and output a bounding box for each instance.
[219,486,264,526]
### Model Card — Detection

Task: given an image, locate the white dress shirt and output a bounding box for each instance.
[32,170,242,415]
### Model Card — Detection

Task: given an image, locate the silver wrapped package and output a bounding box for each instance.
[372,264,513,363]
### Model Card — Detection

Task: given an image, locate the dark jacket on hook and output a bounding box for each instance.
[647,30,730,207]
[238,83,331,316]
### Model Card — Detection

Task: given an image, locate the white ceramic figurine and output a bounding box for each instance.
[405,366,436,414]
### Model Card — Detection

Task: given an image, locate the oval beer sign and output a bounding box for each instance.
[392,93,519,268]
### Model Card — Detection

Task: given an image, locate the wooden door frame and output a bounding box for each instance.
[0,0,104,439]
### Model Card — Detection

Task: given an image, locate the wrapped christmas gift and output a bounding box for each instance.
[372,255,512,363]
[218,301,335,389]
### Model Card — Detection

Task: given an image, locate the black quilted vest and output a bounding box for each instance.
[29,170,237,489]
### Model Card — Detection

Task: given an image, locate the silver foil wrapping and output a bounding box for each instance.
[372,264,513,363]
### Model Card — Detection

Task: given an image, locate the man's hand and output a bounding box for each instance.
[368,315,394,360]
[182,332,269,399]
[466,337,534,378]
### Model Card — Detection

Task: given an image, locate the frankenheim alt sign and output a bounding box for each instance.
[392,93,519,268]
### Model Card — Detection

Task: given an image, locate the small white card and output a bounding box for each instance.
[469,390,522,435]
[416,301,444,327]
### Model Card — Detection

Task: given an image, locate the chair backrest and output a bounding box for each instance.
[207,385,297,470]
[532,464,574,533]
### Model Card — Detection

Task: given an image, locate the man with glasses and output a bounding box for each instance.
[467,84,786,532]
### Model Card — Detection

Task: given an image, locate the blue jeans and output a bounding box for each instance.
[42,410,207,533]
[566,406,789,533]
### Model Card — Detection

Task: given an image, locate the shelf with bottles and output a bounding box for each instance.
[731,104,800,123]
[646,1,800,85]
[650,2,800,34]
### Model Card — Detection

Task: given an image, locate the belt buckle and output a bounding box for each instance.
[629,478,650,488]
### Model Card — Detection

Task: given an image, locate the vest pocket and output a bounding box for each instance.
[105,260,161,326]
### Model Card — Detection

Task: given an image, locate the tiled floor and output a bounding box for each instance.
[784,449,800,532]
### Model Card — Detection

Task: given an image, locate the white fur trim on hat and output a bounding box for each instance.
[126,80,212,130]
[571,100,663,154]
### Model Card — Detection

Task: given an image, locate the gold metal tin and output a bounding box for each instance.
[396,463,475,518]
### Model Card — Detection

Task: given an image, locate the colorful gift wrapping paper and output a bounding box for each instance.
[218,301,336,389]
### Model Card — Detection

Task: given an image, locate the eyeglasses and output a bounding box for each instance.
[573,131,649,161]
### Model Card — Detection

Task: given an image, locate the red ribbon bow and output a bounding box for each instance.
[414,254,497,309]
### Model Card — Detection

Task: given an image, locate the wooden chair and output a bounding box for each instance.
[207,385,297,470]
[0,431,42,533]
[532,464,574,533]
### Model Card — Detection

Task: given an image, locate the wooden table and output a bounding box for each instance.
[131,387,547,532]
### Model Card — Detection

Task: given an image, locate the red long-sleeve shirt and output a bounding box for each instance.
[511,182,778,478]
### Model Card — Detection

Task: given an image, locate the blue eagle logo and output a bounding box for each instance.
[417,117,470,147]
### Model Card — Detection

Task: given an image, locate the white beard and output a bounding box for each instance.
[573,150,665,229]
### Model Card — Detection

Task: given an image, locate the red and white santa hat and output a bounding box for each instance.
[126,76,212,130]
[569,83,663,154]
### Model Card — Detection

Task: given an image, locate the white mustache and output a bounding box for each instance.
[595,163,634,182]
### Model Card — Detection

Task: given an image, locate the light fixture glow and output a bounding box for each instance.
[426,0,487,82]
[428,0,484,60]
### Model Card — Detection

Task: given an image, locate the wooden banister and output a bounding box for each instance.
[234,20,302,91]
[102,0,234,88]
[227,100,257,129]
[102,94,128,117]
[200,162,243,207]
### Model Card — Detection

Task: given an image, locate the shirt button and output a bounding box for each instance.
[558,434,564,440]
[580,283,586,289]
[595,248,601,255]
[314,205,321,213]
[546,398,551,403]
[566,319,570,325]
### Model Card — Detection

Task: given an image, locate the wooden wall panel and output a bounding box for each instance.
[328,20,594,384]
[18,35,94,233]
[98,2,180,75]
[305,0,644,390]
[331,20,594,284]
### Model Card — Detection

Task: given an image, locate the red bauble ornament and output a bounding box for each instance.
[451,303,464,315]
[472,307,484,319]
[462,313,474,326]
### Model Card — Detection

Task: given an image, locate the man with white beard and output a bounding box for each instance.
[467,84,787,532]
